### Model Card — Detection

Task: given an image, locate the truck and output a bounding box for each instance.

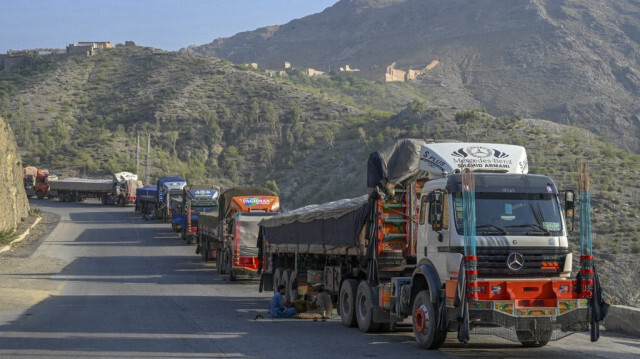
[258,139,603,349]
[49,177,116,203]
[155,176,187,220]
[197,187,280,281]
[23,166,57,199]
[135,185,157,214]
[113,172,143,206]
[172,185,220,243]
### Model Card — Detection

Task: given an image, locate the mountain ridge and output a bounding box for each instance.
[185,0,640,152]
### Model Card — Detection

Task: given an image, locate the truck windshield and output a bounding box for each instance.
[453,192,563,236]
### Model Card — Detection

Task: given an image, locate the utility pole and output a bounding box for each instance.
[145,134,150,185]
[136,133,140,176]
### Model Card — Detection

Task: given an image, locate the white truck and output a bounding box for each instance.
[258,139,602,349]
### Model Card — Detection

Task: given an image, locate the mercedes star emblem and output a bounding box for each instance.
[507,252,525,271]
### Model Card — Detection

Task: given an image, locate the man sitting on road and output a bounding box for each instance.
[270,284,296,318]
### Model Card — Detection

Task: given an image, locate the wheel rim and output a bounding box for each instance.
[341,291,350,315]
[414,304,429,334]
[358,292,367,320]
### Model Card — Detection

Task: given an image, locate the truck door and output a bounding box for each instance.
[418,190,449,280]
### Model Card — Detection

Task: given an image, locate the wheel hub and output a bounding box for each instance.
[414,304,429,333]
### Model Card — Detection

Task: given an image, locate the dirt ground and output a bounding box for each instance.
[0,212,67,311]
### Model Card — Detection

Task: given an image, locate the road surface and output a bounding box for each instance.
[0,200,637,358]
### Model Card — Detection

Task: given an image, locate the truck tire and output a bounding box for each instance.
[412,290,447,350]
[36,191,44,199]
[340,279,358,327]
[226,248,237,281]
[516,330,551,347]
[63,193,72,202]
[272,268,283,293]
[356,280,381,333]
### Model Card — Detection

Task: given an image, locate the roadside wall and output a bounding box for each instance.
[0,116,29,230]
[605,305,640,337]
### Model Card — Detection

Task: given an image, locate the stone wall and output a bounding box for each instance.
[0,116,29,231]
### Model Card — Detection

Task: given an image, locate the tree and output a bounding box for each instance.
[265,179,280,194]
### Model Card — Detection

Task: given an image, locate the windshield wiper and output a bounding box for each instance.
[505,223,551,235]
[475,224,508,235]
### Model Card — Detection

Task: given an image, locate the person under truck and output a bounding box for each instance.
[269,285,296,318]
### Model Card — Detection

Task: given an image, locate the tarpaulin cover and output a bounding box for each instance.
[114,171,138,182]
[367,138,426,189]
[236,213,274,257]
[49,178,114,192]
[259,195,370,248]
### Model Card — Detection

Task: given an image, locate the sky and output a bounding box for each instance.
[0,0,339,53]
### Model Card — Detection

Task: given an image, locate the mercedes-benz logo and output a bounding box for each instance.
[507,252,525,271]
[467,146,493,158]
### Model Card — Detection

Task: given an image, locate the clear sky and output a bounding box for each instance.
[0,0,339,53]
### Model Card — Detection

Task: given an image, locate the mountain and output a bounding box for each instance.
[185,0,640,152]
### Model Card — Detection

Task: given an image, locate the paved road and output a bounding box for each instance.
[0,201,638,358]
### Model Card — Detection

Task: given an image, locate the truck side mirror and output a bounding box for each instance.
[564,190,575,232]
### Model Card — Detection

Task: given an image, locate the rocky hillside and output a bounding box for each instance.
[186,0,640,152]
[0,116,29,232]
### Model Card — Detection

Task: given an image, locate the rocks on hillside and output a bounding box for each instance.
[0,116,29,231]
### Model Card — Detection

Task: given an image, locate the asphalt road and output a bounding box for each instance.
[0,200,638,358]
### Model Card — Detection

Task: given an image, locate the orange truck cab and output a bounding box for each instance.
[217,188,280,281]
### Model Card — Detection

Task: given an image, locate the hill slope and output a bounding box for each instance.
[186,0,640,152]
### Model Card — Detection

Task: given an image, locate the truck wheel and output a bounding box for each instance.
[36,191,44,199]
[516,330,551,347]
[63,193,72,202]
[356,280,381,333]
[226,249,236,281]
[340,279,358,327]
[272,268,283,293]
[412,290,447,350]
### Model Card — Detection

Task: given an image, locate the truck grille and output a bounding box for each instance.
[454,247,569,277]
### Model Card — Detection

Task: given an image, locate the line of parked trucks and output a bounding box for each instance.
[23,167,142,205]
[30,138,606,350]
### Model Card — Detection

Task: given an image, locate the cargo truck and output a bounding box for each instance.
[49,177,116,203]
[258,139,603,349]
[23,166,57,199]
[172,185,219,244]
[197,187,279,281]
[113,172,142,206]
[155,177,187,220]
[135,185,157,214]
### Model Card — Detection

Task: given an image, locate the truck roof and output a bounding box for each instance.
[219,187,278,218]
[419,142,528,176]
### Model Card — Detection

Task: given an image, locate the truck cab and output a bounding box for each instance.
[176,186,219,243]
[404,142,588,349]
[218,188,280,281]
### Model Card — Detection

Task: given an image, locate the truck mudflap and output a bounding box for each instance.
[444,279,591,342]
